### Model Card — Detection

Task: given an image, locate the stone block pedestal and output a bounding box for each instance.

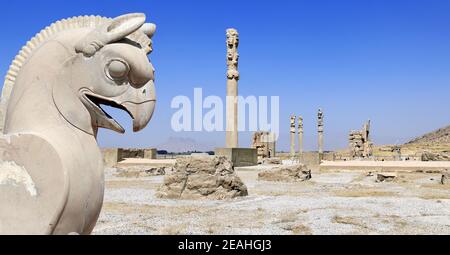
[215,148,257,167]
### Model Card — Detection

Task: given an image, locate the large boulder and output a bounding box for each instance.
[156,156,248,199]
[258,164,311,182]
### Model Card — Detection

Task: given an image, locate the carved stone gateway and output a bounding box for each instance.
[252,131,276,161]
[0,13,156,234]
[349,120,373,159]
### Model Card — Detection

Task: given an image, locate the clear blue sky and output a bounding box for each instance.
[1,0,450,151]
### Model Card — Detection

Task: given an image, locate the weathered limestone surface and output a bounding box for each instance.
[115,165,169,177]
[102,148,120,167]
[118,148,157,160]
[101,148,158,167]
[115,158,175,177]
[258,164,311,182]
[215,147,257,167]
[144,149,158,159]
[0,13,156,234]
[156,156,248,199]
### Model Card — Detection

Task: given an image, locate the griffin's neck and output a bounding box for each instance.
[4,41,96,142]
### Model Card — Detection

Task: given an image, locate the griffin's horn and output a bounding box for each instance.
[75,13,146,57]
[140,23,156,38]
[106,13,146,40]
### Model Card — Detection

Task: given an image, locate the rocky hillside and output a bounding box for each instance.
[405,125,450,145]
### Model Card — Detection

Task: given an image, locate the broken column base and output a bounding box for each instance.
[214,148,257,167]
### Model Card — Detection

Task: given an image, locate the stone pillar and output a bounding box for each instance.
[290,115,296,157]
[363,119,372,158]
[298,116,303,160]
[317,109,324,162]
[225,28,239,148]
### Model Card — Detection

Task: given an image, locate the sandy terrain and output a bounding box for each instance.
[93,165,450,235]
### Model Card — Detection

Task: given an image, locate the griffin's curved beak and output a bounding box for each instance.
[117,80,156,132]
[81,79,156,134]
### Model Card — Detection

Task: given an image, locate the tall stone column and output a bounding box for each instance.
[225,28,239,148]
[317,109,324,162]
[290,115,296,157]
[298,116,303,160]
[363,119,372,158]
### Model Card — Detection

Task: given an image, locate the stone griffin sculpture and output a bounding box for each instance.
[0,13,156,234]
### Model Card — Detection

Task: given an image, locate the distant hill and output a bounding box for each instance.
[405,125,450,145]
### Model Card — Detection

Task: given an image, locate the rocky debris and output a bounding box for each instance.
[156,156,248,199]
[261,157,282,165]
[441,175,448,185]
[376,172,397,182]
[441,169,449,185]
[420,151,450,161]
[258,164,311,182]
[115,165,170,178]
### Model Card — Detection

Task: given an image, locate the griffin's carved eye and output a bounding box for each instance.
[106,59,129,81]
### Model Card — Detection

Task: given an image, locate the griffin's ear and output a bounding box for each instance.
[106,13,146,41]
[75,13,146,57]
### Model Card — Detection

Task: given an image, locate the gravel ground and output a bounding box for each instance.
[93,166,450,235]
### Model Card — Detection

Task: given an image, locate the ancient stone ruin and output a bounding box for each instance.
[349,120,373,159]
[252,131,276,162]
[102,147,157,167]
[156,156,248,199]
[215,28,257,167]
[225,28,239,148]
[317,109,324,161]
[290,115,296,157]
[258,164,311,182]
[298,116,304,159]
